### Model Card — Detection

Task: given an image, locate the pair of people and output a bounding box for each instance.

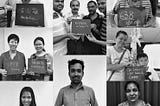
[0,34,53,81]
[53,0,106,55]
[107,30,159,81]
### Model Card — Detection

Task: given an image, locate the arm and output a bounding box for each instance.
[107,56,127,71]
[46,53,53,75]
[90,88,98,106]
[0,55,7,77]
[86,33,106,46]
[54,89,64,106]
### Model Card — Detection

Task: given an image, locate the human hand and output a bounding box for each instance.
[0,69,7,76]
[67,33,81,40]
[67,17,72,24]
[91,24,97,30]
[86,33,97,42]
[28,71,35,76]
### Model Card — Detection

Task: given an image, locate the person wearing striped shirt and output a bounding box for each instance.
[110,0,153,27]
[86,0,106,54]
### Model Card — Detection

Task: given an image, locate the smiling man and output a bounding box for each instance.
[55,59,98,106]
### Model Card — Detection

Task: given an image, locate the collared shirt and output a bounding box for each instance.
[0,51,26,80]
[55,83,98,106]
[53,10,69,55]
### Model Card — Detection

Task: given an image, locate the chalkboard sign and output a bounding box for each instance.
[72,19,91,34]
[7,61,24,75]
[15,4,44,27]
[118,7,145,27]
[125,66,147,81]
[28,58,47,74]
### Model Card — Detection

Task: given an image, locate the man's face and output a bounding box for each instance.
[97,0,106,14]
[8,39,18,51]
[138,57,148,67]
[70,0,80,14]
[88,2,97,15]
[53,0,64,13]
[69,63,84,84]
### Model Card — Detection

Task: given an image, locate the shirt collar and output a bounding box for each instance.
[69,82,84,90]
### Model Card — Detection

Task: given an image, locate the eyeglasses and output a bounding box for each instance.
[126,88,138,93]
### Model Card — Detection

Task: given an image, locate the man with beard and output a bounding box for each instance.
[82,0,103,54]
[86,0,106,54]
[53,0,76,55]
[55,59,98,106]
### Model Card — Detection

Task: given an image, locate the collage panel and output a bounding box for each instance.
[107,27,160,81]
[0,82,54,106]
[107,0,158,28]
[0,28,53,81]
[107,81,160,106]
[53,55,106,106]
[0,0,53,27]
[53,0,106,55]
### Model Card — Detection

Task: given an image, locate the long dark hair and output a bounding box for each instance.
[19,87,36,106]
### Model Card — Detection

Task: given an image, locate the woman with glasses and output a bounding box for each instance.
[0,34,26,80]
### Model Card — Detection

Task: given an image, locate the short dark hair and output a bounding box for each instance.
[70,0,80,7]
[8,34,19,43]
[68,59,84,71]
[20,87,36,106]
[124,81,140,92]
[137,52,148,60]
[116,30,128,38]
[87,0,97,7]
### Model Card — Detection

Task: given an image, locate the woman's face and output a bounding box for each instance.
[115,33,128,48]
[34,40,44,53]
[126,83,139,102]
[8,39,18,51]
[21,91,32,106]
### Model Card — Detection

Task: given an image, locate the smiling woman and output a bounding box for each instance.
[20,87,36,106]
[118,81,151,106]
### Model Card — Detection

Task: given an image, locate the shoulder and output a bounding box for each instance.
[83,85,95,93]
[1,51,9,57]
[59,85,71,92]
[118,101,128,106]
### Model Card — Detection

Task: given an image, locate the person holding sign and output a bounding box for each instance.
[28,37,53,81]
[55,59,98,106]
[137,53,159,81]
[53,0,78,55]
[109,0,154,27]
[118,81,151,106]
[0,34,26,81]
[107,30,132,81]
[19,86,37,106]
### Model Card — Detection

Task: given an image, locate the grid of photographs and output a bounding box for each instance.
[0,0,106,106]
[107,0,160,106]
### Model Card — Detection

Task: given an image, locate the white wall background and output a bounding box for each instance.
[0,82,53,106]
[0,29,5,55]
[3,28,53,67]
[53,56,106,106]
[107,0,117,13]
